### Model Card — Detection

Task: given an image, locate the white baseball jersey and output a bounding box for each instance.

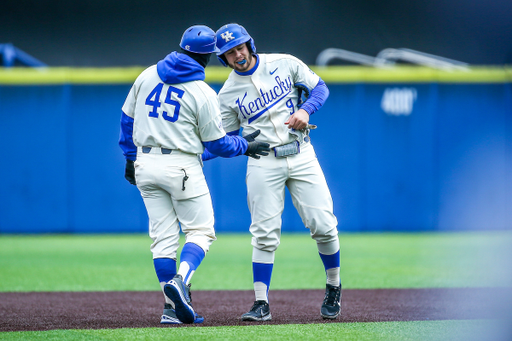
[121,55,224,261]
[218,53,339,258]
[122,65,226,154]
[218,53,319,147]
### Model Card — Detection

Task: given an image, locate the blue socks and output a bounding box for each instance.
[253,262,273,302]
[154,243,205,286]
[153,258,177,283]
[319,250,341,286]
[178,243,205,285]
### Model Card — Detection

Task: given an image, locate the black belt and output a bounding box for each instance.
[142,146,173,154]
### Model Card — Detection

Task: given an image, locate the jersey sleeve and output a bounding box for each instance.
[202,134,247,158]
[288,55,320,95]
[218,92,241,133]
[299,79,329,115]
[119,84,138,161]
[119,111,137,161]
[121,84,137,118]
[197,91,226,142]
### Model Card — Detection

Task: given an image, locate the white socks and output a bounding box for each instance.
[254,281,268,302]
[326,267,341,286]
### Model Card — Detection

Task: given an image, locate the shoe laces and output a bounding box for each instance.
[324,285,341,307]
[186,283,193,304]
[250,300,268,312]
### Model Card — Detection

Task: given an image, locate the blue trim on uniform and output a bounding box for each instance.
[180,243,205,284]
[157,51,206,84]
[227,129,241,136]
[119,111,137,161]
[202,132,247,158]
[298,79,329,115]
[202,130,241,161]
[319,250,340,270]
[248,87,293,124]
[201,148,217,161]
[154,258,177,283]
[253,262,273,292]
[234,54,259,76]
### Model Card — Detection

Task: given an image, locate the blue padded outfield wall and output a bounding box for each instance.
[0,66,511,233]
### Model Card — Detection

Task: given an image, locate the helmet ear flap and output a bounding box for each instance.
[217,54,228,67]
[248,39,256,54]
[246,42,254,54]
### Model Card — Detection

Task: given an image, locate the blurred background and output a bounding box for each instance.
[0,0,511,234]
[2,0,512,66]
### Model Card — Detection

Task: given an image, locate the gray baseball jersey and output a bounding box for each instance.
[219,53,319,146]
[122,65,226,154]
[121,57,225,260]
[218,53,339,259]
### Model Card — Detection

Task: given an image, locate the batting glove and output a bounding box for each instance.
[125,160,136,185]
[243,130,270,159]
[242,129,261,142]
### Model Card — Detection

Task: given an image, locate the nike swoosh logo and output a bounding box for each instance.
[270,68,278,75]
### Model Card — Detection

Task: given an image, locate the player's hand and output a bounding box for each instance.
[285,109,309,130]
[125,160,136,185]
[242,129,261,142]
[242,130,270,159]
[244,141,271,159]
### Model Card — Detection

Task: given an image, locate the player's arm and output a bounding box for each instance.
[202,130,240,161]
[299,79,329,115]
[198,95,270,160]
[119,111,137,161]
[119,83,138,185]
[119,110,137,185]
[285,79,329,130]
[202,129,270,160]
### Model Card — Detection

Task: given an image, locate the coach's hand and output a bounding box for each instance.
[125,160,136,185]
[245,141,271,159]
[243,130,270,159]
[242,129,262,142]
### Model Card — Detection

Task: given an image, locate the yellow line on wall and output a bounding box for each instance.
[0,66,511,85]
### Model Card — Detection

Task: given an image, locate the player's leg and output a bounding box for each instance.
[138,154,208,324]
[242,158,287,321]
[241,248,273,321]
[286,144,342,319]
[138,181,182,324]
[164,192,215,324]
[153,257,181,324]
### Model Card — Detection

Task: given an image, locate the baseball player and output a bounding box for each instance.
[119,25,270,325]
[213,23,342,321]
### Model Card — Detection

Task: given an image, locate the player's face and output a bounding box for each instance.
[223,43,255,72]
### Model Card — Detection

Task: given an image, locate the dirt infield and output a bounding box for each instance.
[1,288,509,332]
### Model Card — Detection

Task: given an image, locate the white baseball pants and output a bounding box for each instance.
[246,143,339,259]
[134,149,216,259]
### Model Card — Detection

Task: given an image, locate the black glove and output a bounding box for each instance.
[125,160,136,185]
[243,130,270,159]
[242,129,261,142]
[245,141,271,159]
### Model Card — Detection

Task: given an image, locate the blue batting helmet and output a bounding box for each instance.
[179,25,220,54]
[216,23,256,66]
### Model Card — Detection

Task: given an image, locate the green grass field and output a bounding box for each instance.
[1,231,511,340]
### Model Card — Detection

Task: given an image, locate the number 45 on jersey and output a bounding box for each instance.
[145,83,184,122]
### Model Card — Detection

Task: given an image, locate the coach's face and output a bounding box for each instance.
[224,43,255,72]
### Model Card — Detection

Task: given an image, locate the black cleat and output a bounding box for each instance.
[321,284,342,319]
[164,275,201,324]
[241,300,272,321]
[160,303,204,324]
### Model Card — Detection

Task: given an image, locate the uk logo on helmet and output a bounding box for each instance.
[221,31,234,42]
